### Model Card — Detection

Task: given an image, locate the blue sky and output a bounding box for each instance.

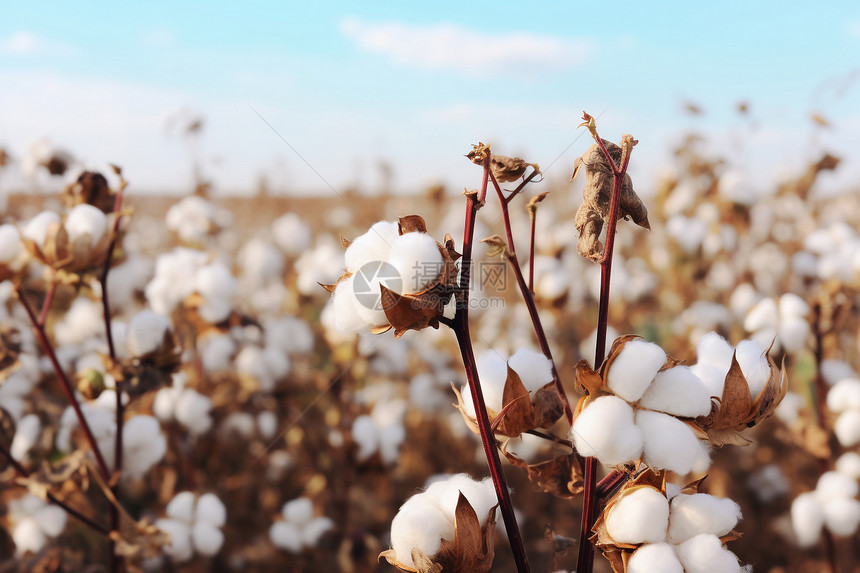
[1,1,858,195]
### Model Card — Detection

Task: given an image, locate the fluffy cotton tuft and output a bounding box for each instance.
[121,415,166,479]
[791,492,824,547]
[344,221,400,273]
[570,396,643,466]
[637,365,712,417]
[0,224,22,263]
[627,542,684,573]
[605,487,670,545]
[636,410,708,475]
[734,340,770,398]
[826,379,860,413]
[272,213,312,256]
[387,232,443,294]
[508,348,554,393]
[607,340,667,402]
[667,494,742,544]
[822,498,860,537]
[65,203,107,248]
[23,211,60,247]
[196,493,227,528]
[834,410,860,447]
[815,471,859,501]
[126,309,171,356]
[675,534,745,573]
[461,351,509,417]
[390,502,454,568]
[270,497,333,554]
[835,452,860,479]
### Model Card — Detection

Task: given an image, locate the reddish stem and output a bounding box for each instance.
[528,211,536,295]
[37,279,57,327]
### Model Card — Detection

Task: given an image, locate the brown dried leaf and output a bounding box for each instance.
[490,155,536,183]
[495,367,533,436]
[480,235,508,259]
[502,447,584,498]
[527,191,550,215]
[398,215,428,234]
[466,142,491,166]
[574,359,604,396]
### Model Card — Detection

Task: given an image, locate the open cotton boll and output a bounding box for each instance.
[344,221,400,273]
[10,414,41,461]
[23,211,60,247]
[199,333,236,372]
[30,503,67,537]
[637,365,712,417]
[12,517,47,557]
[460,351,509,416]
[390,502,455,568]
[667,494,741,544]
[0,224,22,262]
[195,262,237,323]
[302,516,334,546]
[508,348,554,393]
[627,543,683,573]
[272,212,312,256]
[636,410,707,475]
[270,521,303,553]
[791,492,824,547]
[835,452,860,479]
[434,475,497,526]
[570,396,643,466]
[821,360,857,386]
[352,415,379,461]
[167,491,196,523]
[174,389,213,435]
[743,297,778,333]
[605,487,669,544]
[126,309,171,356]
[735,340,770,399]
[834,410,860,447]
[690,362,728,399]
[65,203,107,248]
[815,471,859,501]
[779,315,810,353]
[191,521,224,556]
[780,293,810,318]
[607,340,666,402]
[696,332,735,368]
[196,493,227,528]
[156,518,194,562]
[822,498,860,537]
[121,415,166,479]
[283,498,314,525]
[675,534,745,573]
[331,276,368,332]
[826,379,860,413]
[387,232,443,294]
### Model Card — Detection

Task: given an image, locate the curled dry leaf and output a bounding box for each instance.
[502,444,584,498]
[490,154,538,183]
[480,235,508,259]
[571,141,650,262]
[379,493,496,573]
[465,142,491,166]
[693,352,787,446]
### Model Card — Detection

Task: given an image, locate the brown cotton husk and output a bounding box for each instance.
[693,352,787,446]
[379,493,496,573]
[502,444,584,498]
[572,141,650,261]
[64,171,116,213]
[109,330,182,397]
[465,142,491,166]
[490,154,538,183]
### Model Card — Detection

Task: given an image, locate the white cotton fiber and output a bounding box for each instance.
[627,542,683,573]
[690,362,728,399]
[195,262,237,323]
[387,232,443,294]
[780,315,810,353]
[390,502,455,568]
[636,410,707,475]
[743,297,778,333]
[606,340,666,402]
[791,492,824,547]
[352,415,379,461]
[175,389,213,435]
[836,410,860,447]
[121,415,166,479]
[667,494,741,544]
[508,348,554,393]
[463,351,509,415]
[272,213,312,256]
[780,293,810,319]
[344,221,400,273]
[331,278,366,332]
[31,503,66,537]
[10,414,41,461]
[433,474,497,526]
[23,211,60,247]
[696,332,734,368]
[826,379,860,413]
[735,339,770,398]
[156,518,193,561]
[283,498,314,525]
[835,452,860,479]
[166,492,196,523]
[126,309,171,356]
[12,517,47,557]
[815,471,859,501]
[570,396,643,467]
[192,520,224,556]
[0,224,21,263]
[605,487,669,544]
[65,203,107,248]
[638,365,712,417]
[196,493,226,528]
[675,534,744,573]
[302,516,334,546]
[269,520,303,553]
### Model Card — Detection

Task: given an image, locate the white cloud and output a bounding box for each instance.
[0,30,76,56]
[340,18,591,77]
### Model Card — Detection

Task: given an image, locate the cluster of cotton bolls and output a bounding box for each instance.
[145,247,237,323]
[351,399,407,464]
[0,353,41,422]
[331,220,444,332]
[389,474,496,568]
[153,372,213,436]
[165,195,233,244]
[570,339,713,475]
[269,498,334,553]
[797,222,860,284]
[459,347,553,419]
[155,491,227,562]
[743,293,810,354]
[607,485,748,573]
[791,453,860,547]
[826,377,860,447]
[6,494,68,557]
[236,237,287,314]
[0,222,24,274]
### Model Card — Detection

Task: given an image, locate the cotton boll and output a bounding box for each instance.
[743,298,778,333]
[283,498,314,525]
[12,517,47,557]
[0,224,22,262]
[302,516,334,546]
[344,221,400,273]
[835,452,860,479]
[121,415,166,479]
[387,232,443,294]
[821,360,857,386]
[675,534,744,573]
[270,521,303,553]
[10,414,41,461]
[32,504,66,537]
[607,340,666,402]
[627,542,683,573]
[263,346,291,384]
[65,203,107,248]
[23,211,60,247]
[815,471,859,502]
[157,518,194,561]
[272,213,312,256]
[127,309,171,356]
[190,520,224,556]
[696,332,734,369]
[826,378,860,413]
[605,487,669,544]
[390,502,455,568]
[174,389,213,436]
[195,262,237,323]
[636,410,707,475]
[570,396,643,466]
[196,493,226,528]
[331,277,367,332]
[352,415,379,461]
[780,293,809,319]
[472,350,510,413]
[508,348,554,393]
[167,492,196,523]
[153,386,180,422]
[834,410,860,447]
[822,498,860,537]
[638,365,712,417]
[735,340,770,399]
[257,411,278,440]
[378,422,406,465]
[779,315,810,353]
[435,475,497,526]
[791,492,824,547]
[199,333,236,372]
[667,494,742,543]
[239,238,285,285]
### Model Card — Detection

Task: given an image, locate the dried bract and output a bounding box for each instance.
[490,154,537,183]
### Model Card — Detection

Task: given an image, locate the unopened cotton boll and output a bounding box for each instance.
[636,410,707,475]
[607,340,666,402]
[570,396,643,466]
[508,348,554,393]
[344,221,400,273]
[791,492,824,547]
[627,542,683,573]
[667,494,741,543]
[390,502,455,568]
[65,203,107,248]
[675,534,745,573]
[637,365,712,417]
[23,211,60,247]
[387,232,443,294]
[126,309,171,356]
[605,487,669,544]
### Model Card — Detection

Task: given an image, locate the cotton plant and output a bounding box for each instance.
[153,371,213,436]
[825,377,860,447]
[269,497,334,554]
[743,293,810,354]
[380,474,497,571]
[6,493,68,557]
[791,452,860,547]
[155,491,227,562]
